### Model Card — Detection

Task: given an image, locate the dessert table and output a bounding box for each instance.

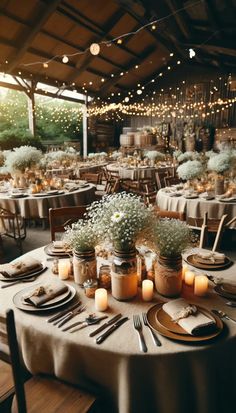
[0,185,95,219]
[1,247,236,413]
[157,188,236,227]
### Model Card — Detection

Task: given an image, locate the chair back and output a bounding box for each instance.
[49,205,88,241]
[0,310,27,413]
[0,207,26,254]
[155,171,169,190]
[154,209,186,221]
[164,176,181,187]
[80,172,102,185]
[193,212,228,250]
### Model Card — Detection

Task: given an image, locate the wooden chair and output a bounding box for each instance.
[155,171,169,190]
[0,207,26,254]
[164,176,181,187]
[95,177,120,200]
[1,309,99,413]
[194,212,228,251]
[49,205,88,241]
[80,172,102,186]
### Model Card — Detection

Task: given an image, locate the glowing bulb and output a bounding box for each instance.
[177,60,181,64]
[90,43,100,55]
[137,89,142,95]
[43,62,48,68]
[189,48,196,58]
[117,39,123,44]
[170,53,174,57]
[62,55,69,63]
[135,65,139,69]
[151,24,156,30]
[101,78,105,82]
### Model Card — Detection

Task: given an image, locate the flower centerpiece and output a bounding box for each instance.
[177,159,204,189]
[207,151,233,195]
[145,150,165,165]
[87,192,153,300]
[63,219,99,285]
[4,146,42,187]
[152,218,192,297]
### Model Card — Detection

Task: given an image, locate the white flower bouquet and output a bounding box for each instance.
[207,152,233,174]
[63,219,99,252]
[152,218,192,258]
[87,192,154,251]
[177,151,200,163]
[145,150,165,161]
[5,146,42,173]
[177,160,204,180]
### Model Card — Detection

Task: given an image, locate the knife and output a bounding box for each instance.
[96,317,129,344]
[47,301,81,323]
[89,314,122,337]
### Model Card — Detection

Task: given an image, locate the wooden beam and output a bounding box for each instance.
[165,0,191,39]
[7,0,63,72]
[202,0,222,39]
[27,82,36,136]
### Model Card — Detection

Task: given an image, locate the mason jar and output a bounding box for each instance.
[73,249,97,286]
[111,249,138,301]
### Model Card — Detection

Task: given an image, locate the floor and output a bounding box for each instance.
[1,221,236,263]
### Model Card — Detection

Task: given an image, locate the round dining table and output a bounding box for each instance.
[1,246,236,413]
[0,184,95,219]
[157,188,236,227]
[106,164,173,181]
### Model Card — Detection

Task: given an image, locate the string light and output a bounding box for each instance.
[62,55,69,64]
[89,43,100,56]
[189,48,196,58]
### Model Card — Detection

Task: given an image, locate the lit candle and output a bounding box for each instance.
[95,288,108,311]
[142,280,153,302]
[182,263,188,280]
[194,275,208,296]
[58,259,70,280]
[184,270,195,286]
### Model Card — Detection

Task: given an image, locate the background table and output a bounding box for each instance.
[1,246,236,413]
[0,185,95,219]
[157,188,236,227]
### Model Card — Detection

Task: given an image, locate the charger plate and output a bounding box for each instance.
[214,285,236,301]
[44,243,71,257]
[0,263,46,282]
[13,283,76,312]
[185,254,232,270]
[147,303,223,342]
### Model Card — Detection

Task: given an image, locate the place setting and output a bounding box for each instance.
[185,250,233,270]
[0,256,47,288]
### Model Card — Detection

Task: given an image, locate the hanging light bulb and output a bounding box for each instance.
[151,24,157,30]
[90,43,100,55]
[62,55,69,63]
[117,39,123,44]
[189,48,196,58]
[137,89,142,95]
[124,97,129,102]
[43,62,48,68]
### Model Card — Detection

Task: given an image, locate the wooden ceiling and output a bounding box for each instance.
[0,0,235,98]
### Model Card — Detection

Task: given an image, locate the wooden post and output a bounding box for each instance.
[27,90,36,136]
[83,95,88,158]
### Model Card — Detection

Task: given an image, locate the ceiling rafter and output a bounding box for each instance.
[202,0,222,40]
[164,0,191,39]
[7,0,63,72]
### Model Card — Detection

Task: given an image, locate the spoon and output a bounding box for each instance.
[1,276,37,289]
[211,309,236,323]
[225,301,236,308]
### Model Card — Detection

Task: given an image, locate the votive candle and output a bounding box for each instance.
[194,275,208,296]
[58,259,70,280]
[95,288,108,311]
[142,280,153,302]
[184,270,195,286]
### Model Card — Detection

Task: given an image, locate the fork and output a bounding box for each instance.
[54,305,86,327]
[133,315,147,353]
[142,312,162,347]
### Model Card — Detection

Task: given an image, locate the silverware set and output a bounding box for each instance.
[133,313,161,352]
[211,309,236,323]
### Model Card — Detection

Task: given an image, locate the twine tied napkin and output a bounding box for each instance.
[195,251,225,265]
[23,281,68,307]
[0,257,42,278]
[163,298,215,335]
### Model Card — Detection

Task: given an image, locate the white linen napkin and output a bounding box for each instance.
[162,298,215,335]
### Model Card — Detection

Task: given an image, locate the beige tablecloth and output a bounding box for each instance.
[0,185,95,219]
[1,247,236,413]
[157,188,236,226]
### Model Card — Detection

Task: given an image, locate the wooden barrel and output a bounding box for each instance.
[134,133,153,146]
[120,134,134,146]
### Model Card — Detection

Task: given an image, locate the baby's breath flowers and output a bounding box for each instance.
[63,220,99,252]
[207,152,233,175]
[86,192,154,251]
[5,146,42,173]
[151,218,192,258]
[177,160,204,181]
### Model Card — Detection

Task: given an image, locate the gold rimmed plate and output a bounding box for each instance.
[13,284,76,312]
[185,254,232,270]
[214,285,236,300]
[147,303,223,342]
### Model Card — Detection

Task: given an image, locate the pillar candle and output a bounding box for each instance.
[142,280,153,302]
[182,263,188,280]
[95,288,108,311]
[58,259,70,280]
[184,270,195,286]
[194,275,208,296]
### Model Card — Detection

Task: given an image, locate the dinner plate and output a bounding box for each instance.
[185,254,232,270]
[0,263,46,282]
[13,283,76,312]
[23,284,72,308]
[9,193,28,198]
[155,306,217,336]
[147,303,223,342]
[184,195,199,199]
[44,243,72,257]
[214,285,236,300]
